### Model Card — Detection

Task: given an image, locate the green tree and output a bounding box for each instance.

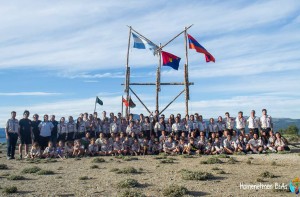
[284,125,299,135]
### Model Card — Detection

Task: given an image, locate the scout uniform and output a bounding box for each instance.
[57,122,68,142]
[6,118,19,159]
[67,122,77,141]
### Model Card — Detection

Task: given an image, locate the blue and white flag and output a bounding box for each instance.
[132,32,158,55]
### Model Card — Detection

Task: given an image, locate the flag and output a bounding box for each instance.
[161,51,181,70]
[132,32,158,55]
[122,97,136,108]
[187,34,215,62]
[96,96,103,106]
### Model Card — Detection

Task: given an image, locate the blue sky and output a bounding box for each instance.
[1,0,300,125]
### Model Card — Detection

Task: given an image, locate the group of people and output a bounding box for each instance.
[5,108,289,160]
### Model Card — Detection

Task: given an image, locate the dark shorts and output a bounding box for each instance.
[20,133,32,145]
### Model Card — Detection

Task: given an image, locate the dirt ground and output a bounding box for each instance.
[0,144,299,197]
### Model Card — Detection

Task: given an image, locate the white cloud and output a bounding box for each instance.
[0,92,61,96]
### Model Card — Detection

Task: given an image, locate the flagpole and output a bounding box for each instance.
[125,26,132,118]
[128,26,159,48]
[156,43,162,112]
[121,96,124,117]
[184,27,190,116]
[94,97,97,113]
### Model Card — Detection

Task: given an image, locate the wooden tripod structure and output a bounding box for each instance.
[123,25,194,117]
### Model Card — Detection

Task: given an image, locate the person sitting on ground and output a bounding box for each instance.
[73,139,84,157]
[186,137,200,155]
[43,141,56,158]
[87,138,98,156]
[30,142,41,159]
[248,133,264,154]
[99,138,113,156]
[274,132,289,151]
[64,141,73,157]
[211,137,223,155]
[130,139,141,156]
[113,136,123,156]
[223,134,237,154]
[56,140,65,158]
[163,136,176,154]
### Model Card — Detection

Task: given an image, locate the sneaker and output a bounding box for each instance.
[24,154,28,159]
[7,156,12,160]
[19,155,23,160]
[248,151,253,154]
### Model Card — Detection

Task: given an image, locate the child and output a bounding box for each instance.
[204,139,212,155]
[248,133,263,154]
[223,134,237,154]
[150,138,162,155]
[43,141,56,158]
[73,139,85,157]
[163,136,176,154]
[99,138,113,156]
[30,142,41,159]
[267,131,277,152]
[141,138,149,155]
[81,132,91,151]
[113,136,123,156]
[130,139,141,156]
[186,138,200,155]
[274,132,288,151]
[56,140,65,158]
[122,136,131,155]
[236,135,249,153]
[64,141,73,157]
[211,137,223,155]
[87,138,98,156]
[175,137,187,154]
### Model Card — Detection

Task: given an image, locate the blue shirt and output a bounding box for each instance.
[38,121,54,137]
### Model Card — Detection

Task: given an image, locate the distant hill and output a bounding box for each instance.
[0,118,299,137]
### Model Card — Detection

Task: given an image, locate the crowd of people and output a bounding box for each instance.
[5,109,289,160]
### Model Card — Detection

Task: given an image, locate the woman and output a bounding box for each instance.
[57,117,67,142]
[67,116,77,141]
[76,117,86,139]
[38,114,54,150]
[274,132,289,151]
[142,116,152,139]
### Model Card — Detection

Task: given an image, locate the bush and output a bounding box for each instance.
[117,179,139,188]
[180,169,214,181]
[160,159,174,164]
[211,167,221,170]
[123,157,139,161]
[227,157,238,164]
[3,186,17,194]
[246,160,251,165]
[120,190,146,197]
[79,176,89,180]
[154,156,167,160]
[90,165,99,169]
[216,170,226,174]
[21,166,41,174]
[162,185,188,197]
[271,161,277,166]
[201,157,222,164]
[282,125,299,135]
[0,164,9,170]
[92,158,105,163]
[181,155,195,158]
[7,175,26,180]
[257,178,264,182]
[260,171,275,178]
[113,167,139,174]
[37,170,54,175]
[214,154,230,158]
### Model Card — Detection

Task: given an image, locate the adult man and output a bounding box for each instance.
[154,117,165,138]
[18,110,32,159]
[172,117,182,136]
[110,116,120,134]
[207,118,218,138]
[6,111,19,160]
[248,133,264,154]
[38,114,54,150]
[50,115,58,147]
[223,134,237,154]
[259,109,273,137]
[235,111,246,136]
[216,116,225,137]
[247,110,260,136]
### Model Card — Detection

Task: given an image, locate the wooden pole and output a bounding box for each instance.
[156,44,162,112]
[159,89,185,115]
[128,26,159,48]
[125,26,132,117]
[121,96,124,117]
[94,97,97,113]
[156,24,193,52]
[184,27,190,116]
[129,87,152,115]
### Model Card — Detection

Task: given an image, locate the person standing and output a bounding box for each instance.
[259,109,273,137]
[18,110,32,159]
[6,111,19,160]
[224,112,235,135]
[38,114,54,150]
[216,116,225,137]
[235,111,246,136]
[31,114,41,143]
[50,115,58,147]
[247,110,260,136]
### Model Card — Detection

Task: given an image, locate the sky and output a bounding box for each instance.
[1,0,300,126]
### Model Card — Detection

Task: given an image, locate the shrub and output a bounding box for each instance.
[117,179,139,188]
[227,157,238,164]
[37,170,54,175]
[110,168,120,172]
[211,167,221,171]
[160,159,174,164]
[201,157,222,164]
[181,155,195,158]
[271,161,277,166]
[0,164,9,170]
[92,158,105,163]
[246,160,251,165]
[112,167,139,174]
[79,176,89,180]
[21,166,41,174]
[162,185,188,197]
[120,190,146,197]
[123,157,139,161]
[216,170,226,174]
[260,171,275,178]
[257,178,264,182]
[154,156,167,160]
[90,165,99,169]
[214,154,230,158]
[7,175,26,180]
[180,169,214,181]
[3,186,17,194]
